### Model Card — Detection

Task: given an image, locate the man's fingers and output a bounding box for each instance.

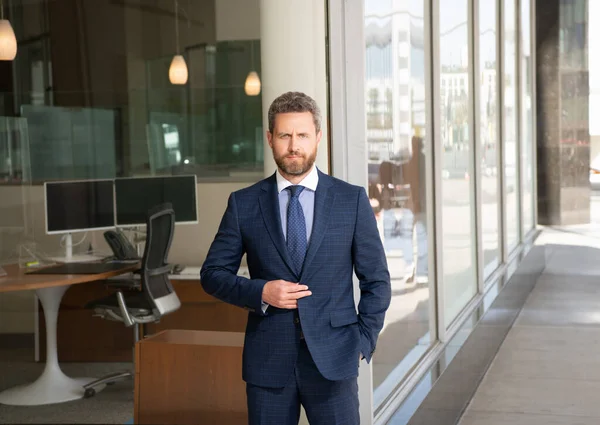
[266,280,311,309]
[284,283,309,292]
[289,290,312,300]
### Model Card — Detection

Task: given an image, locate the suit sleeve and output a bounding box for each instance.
[352,187,392,363]
[200,192,268,315]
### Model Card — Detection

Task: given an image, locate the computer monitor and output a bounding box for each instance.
[44,179,115,261]
[115,175,197,227]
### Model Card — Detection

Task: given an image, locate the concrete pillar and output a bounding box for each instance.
[260,0,329,177]
[536,0,590,225]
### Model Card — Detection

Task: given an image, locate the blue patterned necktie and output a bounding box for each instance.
[286,185,307,276]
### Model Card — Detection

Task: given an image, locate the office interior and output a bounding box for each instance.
[0,0,592,424]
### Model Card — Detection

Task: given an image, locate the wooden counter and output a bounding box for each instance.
[38,277,249,362]
[134,329,247,425]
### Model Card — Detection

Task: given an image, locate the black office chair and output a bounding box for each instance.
[83,203,181,398]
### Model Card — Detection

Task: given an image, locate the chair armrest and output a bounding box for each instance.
[116,291,135,327]
[105,278,141,290]
[105,269,142,289]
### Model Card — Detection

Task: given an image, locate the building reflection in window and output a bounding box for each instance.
[364,0,434,408]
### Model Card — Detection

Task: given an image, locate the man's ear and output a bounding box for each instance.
[267,131,273,149]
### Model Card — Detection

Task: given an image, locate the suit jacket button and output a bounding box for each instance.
[294,317,300,324]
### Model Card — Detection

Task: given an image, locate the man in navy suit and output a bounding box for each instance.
[201,91,391,425]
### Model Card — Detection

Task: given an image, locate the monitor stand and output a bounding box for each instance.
[49,233,102,264]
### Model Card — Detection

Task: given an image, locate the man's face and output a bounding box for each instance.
[267,112,321,178]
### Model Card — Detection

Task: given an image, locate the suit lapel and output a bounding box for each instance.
[301,171,335,278]
[258,175,296,277]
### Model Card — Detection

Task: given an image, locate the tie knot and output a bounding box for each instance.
[287,185,304,198]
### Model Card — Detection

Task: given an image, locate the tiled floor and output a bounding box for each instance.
[458,229,600,425]
[396,237,544,425]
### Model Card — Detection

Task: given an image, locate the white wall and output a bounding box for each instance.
[260,0,330,176]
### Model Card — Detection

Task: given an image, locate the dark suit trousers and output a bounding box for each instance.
[246,339,360,425]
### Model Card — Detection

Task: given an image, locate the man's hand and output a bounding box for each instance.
[262,280,312,309]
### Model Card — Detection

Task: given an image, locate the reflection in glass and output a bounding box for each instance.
[479,0,500,276]
[21,105,118,180]
[440,0,477,326]
[0,118,34,262]
[520,0,534,233]
[504,0,520,248]
[364,0,433,408]
[5,0,265,181]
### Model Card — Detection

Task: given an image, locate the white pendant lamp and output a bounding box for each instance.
[169,54,188,85]
[244,42,261,96]
[0,0,16,61]
[169,0,187,85]
[244,71,261,96]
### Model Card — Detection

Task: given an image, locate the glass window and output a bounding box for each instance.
[6,0,264,182]
[504,0,520,249]
[364,0,434,408]
[440,0,477,326]
[398,56,409,68]
[521,0,535,234]
[480,0,500,276]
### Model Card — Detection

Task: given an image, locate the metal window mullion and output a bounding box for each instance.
[327,2,373,424]
[328,0,349,181]
[424,0,440,347]
[531,0,538,228]
[498,0,508,264]
[431,0,447,341]
[472,0,485,294]
[515,0,523,244]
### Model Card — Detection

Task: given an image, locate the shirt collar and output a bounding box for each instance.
[276,166,319,193]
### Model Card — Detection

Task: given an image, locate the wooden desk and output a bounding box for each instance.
[135,329,247,425]
[0,263,137,406]
[40,276,249,362]
[0,263,138,293]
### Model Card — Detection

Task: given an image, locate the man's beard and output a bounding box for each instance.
[274,149,317,176]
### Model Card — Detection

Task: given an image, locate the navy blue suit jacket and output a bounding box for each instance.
[201,170,391,388]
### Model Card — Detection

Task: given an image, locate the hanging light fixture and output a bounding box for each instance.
[244,42,261,96]
[245,71,261,96]
[169,54,187,85]
[0,0,17,61]
[169,0,187,85]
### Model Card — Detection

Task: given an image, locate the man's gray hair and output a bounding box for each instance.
[268,91,322,134]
